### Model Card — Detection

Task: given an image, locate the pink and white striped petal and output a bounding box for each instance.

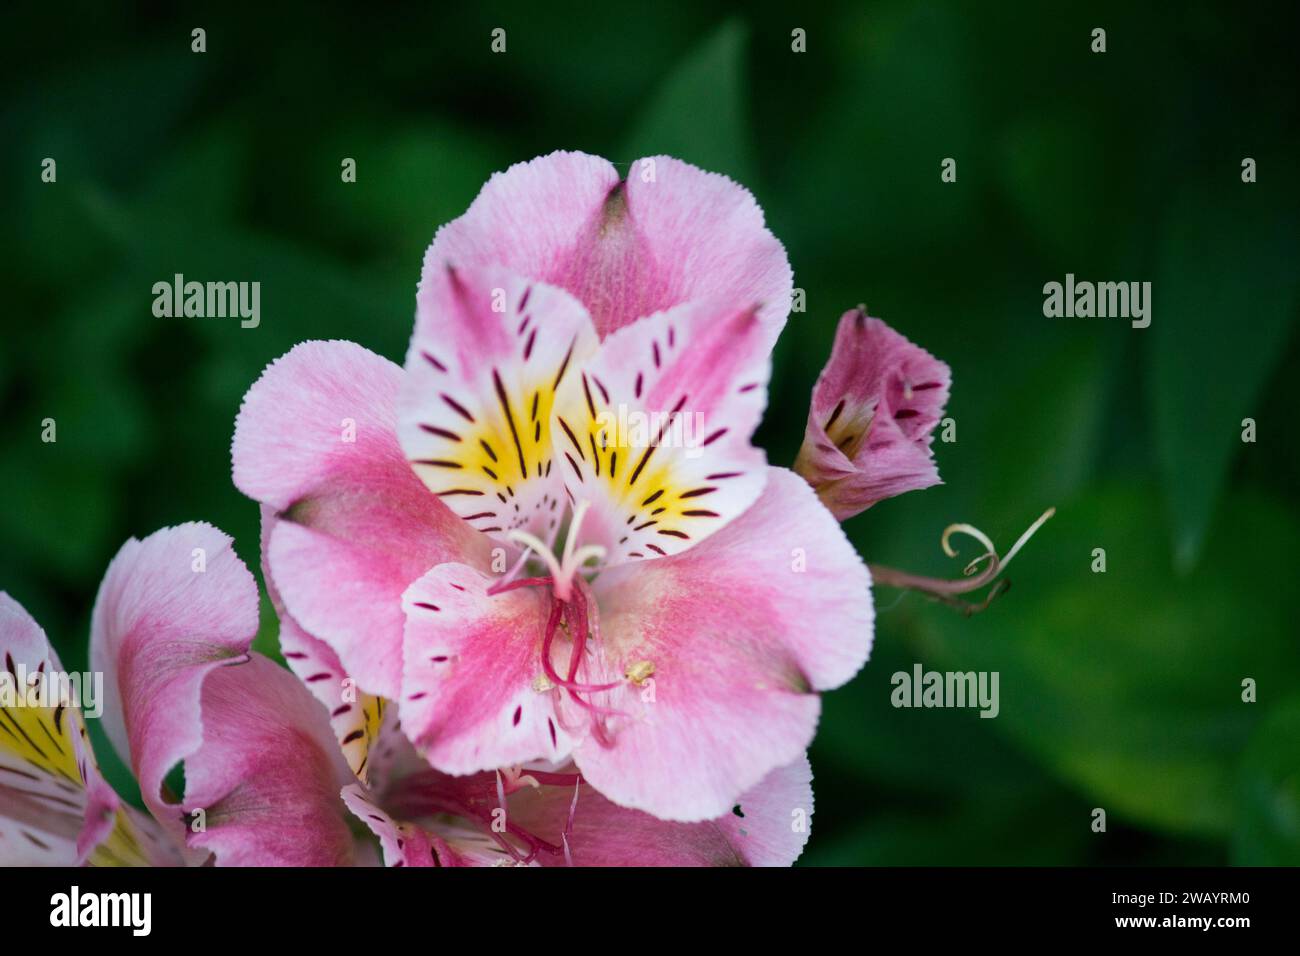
[1,594,183,866]
[276,609,387,786]
[551,300,771,566]
[340,785,479,867]
[399,264,598,546]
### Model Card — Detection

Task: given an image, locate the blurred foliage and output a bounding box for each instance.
[1,0,1296,865]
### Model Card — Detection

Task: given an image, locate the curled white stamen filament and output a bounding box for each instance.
[870,507,1056,616]
[942,523,996,560]
[941,508,1055,574]
[996,507,1056,572]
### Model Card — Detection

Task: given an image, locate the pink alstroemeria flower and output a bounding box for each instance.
[233,151,874,827]
[0,523,357,866]
[795,307,952,520]
[6,522,804,866]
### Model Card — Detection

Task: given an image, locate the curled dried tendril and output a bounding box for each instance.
[868,508,1056,616]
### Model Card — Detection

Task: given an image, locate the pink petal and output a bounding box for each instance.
[90,523,259,836]
[0,594,182,866]
[233,339,414,513]
[509,756,815,866]
[381,757,814,866]
[275,598,389,785]
[340,785,481,867]
[575,468,873,821]
[234,340,492,699]
[795,309,952,519]
[259,511,390,786]
[552,299,770,565]
[424,151,792,342]
[399,564,574,775]
[399,264,598,545]
[183,654,358,866]
[710,754,815,867]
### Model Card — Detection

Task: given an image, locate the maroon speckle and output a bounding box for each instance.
[679,486,717,498]
[441,393,476,423]
[421,423,462,442]
[824,399,846,432]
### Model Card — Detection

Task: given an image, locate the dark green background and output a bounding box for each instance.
[2,1,1296,865]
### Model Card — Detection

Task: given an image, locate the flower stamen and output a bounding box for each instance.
[869,507,1056,616]
[507,500,605,601]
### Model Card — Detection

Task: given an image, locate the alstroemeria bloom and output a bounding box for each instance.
[795,308,952,520]
[0,523,357,866]
[234,151,874,825]
[6,522,803,866]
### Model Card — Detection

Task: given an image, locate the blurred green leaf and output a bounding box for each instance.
[961,337,1110,533]
[921,485,1300,838]
[32,281,151,466]
[313,120,508,257]
[622,20,755,184]
[815,609,1048,798]
[0,455,114,577]
[77,189,412,406]
[997,115,1141,273]
[139,122,249,225]
[775,1,977,265]
[1151,185,1299,571]
[1233,697,1300,865]
[1,44,206,284]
